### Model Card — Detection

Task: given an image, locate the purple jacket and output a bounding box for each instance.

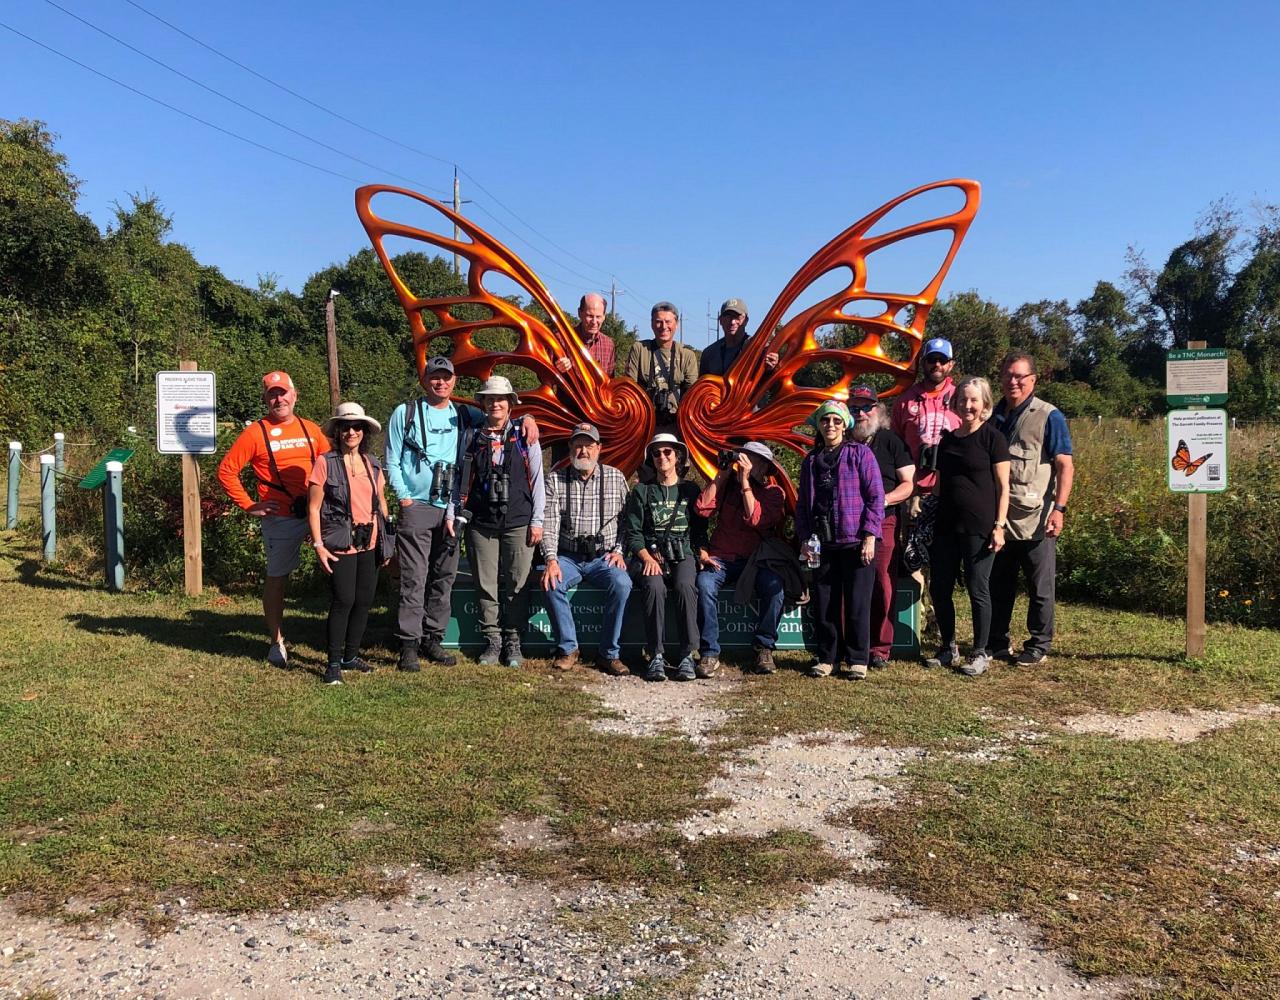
[796,441,884,545]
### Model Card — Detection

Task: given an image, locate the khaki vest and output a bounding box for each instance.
[1003,398,1057,541]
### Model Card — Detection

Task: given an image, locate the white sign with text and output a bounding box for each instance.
[156,370,217,454]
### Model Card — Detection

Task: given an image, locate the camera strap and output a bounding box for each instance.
[330,451,377,548]
[568,465,607,546]
[652,344,678,395]
[401,398,427,470]
[257,419,315,504]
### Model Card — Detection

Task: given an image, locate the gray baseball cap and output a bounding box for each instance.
[569,422,601,443]
[719,298,748,317]
[425,356,455,375]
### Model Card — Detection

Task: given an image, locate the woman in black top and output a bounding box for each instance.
[928,377,1010,676]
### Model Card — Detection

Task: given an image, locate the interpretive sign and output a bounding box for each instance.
[1166,348,1228,406]
[1167,409,1228,494]
[156,370,217,454]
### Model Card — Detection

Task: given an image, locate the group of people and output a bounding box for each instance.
[216,297,1073,684]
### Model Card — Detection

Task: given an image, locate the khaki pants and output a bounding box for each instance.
[467,523,537,640]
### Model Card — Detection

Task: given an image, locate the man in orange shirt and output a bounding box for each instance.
[217,371,330,668]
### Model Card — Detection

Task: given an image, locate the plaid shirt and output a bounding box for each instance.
[583,332,617,376]
[542,462,629,560]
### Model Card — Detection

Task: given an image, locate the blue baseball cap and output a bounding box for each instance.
[923,337,953,360]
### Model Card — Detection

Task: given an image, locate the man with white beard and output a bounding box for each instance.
[848,385,915,668]
[540,423,632,675]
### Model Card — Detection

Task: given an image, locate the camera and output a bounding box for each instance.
[815,515,835,545]
[918,442,939,474]
[650,536,688,569]
[570,533,605,559]
[429,461,455,505]
[289,495,308,519]
[717,449,738,471]
[351,522,373,549]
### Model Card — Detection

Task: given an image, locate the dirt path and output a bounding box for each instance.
[3,672,1138,999]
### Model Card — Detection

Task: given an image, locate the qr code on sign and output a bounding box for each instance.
[1207,464,1221,481]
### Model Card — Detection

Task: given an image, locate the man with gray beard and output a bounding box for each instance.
[848,385,915,668]
[540,423,632,674]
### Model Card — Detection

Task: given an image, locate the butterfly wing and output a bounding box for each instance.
[1185,452,1212,476]
[355,185,653,472]
[678,179,981,479]
[1171,440,1191,471]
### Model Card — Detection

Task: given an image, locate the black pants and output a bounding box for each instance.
[328,548,378,663]
[811,543,877,667]
[630,554,698,660]
[928,530,994,654]
[990,535,1057,656]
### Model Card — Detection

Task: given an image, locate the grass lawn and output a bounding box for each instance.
[2,532,1280,998]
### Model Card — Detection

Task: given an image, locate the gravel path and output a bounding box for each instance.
[4,672,1125,999]
[1061,703,1280,742]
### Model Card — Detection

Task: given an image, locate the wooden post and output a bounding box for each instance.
[325,292,341,411]
[179,360,203,596]
[1185,340,1206,658]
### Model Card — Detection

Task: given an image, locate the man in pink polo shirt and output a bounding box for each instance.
[891,337,961,493]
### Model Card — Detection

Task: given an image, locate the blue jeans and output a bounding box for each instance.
[696,557,786,656]
[544,554,633,659]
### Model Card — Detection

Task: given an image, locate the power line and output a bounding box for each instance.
[0,20,363,185]
[121,0,647,297]
[42,0,449,198]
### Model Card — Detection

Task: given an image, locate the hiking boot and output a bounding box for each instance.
[673,656,697,682]
[643,655,668,683]
[925,642,962,669]
[1016,649,1048,666]
[266,640,288,669]
[323,662,343,685]
[420,638,457,666]
[753,646,777,675]
[397,645,420,673]
[869,655,890,670]
[993,646,1016,663]
[595,655,629,676]
[695,655,720,679]
[501,637,524,669]
[808,661,833,678]
[552,649,579,671]
[477,636,502,666]
[847,662,869,680]
[341,656,375,674]
[962,652,992,677]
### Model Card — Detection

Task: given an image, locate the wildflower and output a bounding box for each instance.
[1218,589,1229,598]
[1244,599,1254,606]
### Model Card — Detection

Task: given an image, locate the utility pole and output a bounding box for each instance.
[451,167,473,278]
[325,289,341,411]
[610,278,624,318]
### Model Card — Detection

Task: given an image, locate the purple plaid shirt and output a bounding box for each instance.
[795,441,884,544]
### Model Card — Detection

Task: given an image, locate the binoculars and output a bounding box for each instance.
[649,535,688,569]
[717,449,739,471]
[489,470,510,510]
[651,388,679,418]
[568,532,606,559]
[429,461,455,505]
[351,522,373,549]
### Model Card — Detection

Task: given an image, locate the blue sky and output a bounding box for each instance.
[4,1,1277,348]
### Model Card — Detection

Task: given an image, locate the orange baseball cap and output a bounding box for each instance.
[262,371,296,393]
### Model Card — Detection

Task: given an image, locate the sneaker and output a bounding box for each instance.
[672,656,697,682]
[552,649,579,671]
[993,647,1016,663]
[847,662,869,680]
[266,641,288,669]
[869,655,890,670]
[341,656,375,674]
[695,655,720,680]
[477,637,502,666]
[808,661,833,678]
[962,652,992,677]
[420,638,458,666]
[323,662,343,685]
[753,646,777,675]
[1016,649,1048,666]
[595,655,629,676]
[926,642,962,665]
[501,638,524,669]
[397,645,420,673]
[643,655,668,683]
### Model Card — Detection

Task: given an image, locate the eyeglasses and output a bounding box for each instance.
[849,404,874,414]
[651,447,677,457]
[1004,371,1036,383]
[818,415,845,425]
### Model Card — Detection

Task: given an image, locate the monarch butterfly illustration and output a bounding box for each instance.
[1171,439,1212,476]
[354,179,980,491]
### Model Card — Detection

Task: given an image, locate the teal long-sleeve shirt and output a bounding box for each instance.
[384,399,481,509]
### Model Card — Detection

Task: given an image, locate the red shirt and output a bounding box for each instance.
[584,332,617,376]
[696,479,786,561]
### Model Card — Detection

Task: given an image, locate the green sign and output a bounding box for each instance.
[78,448,135,489]
[1166,347,1228,406]
[443,581,921,655]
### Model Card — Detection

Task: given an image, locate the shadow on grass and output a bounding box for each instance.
[1061,651,1185,664]
[13,557,102,592]
[69,609,284,662]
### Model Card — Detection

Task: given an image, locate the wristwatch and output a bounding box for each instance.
[994,520,1007,529]
[1053,502,1068,513]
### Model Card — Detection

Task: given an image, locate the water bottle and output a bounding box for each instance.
[805,533,821,569]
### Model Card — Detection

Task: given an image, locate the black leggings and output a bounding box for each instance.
[328,548,378,663]
[928,531,994,654]
[811,543,877,667]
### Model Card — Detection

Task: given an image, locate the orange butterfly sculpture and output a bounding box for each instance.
[355,180,980,489]
[1171,439,1212,476]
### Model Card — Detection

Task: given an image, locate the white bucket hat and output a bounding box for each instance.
[322,401,382,439]
[475,375,520,405]
[646,432,688,460]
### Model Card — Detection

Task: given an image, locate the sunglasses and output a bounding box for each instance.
[337,423,364,434]
[849,404,874,413]
[1004,371,1036,383]
[651,447,678,457]
[818,415,846,425]
[925,355,951,366]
